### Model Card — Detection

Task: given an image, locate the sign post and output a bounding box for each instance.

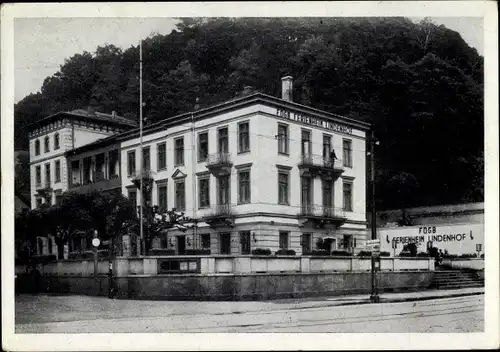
[392,239,397,257]
[476,243,482,258]
[366,238,381,303]
[92,230,100,278]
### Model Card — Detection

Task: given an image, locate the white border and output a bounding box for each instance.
[2,2,498,351]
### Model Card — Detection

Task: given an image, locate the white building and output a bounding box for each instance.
[119,77,371,255]
[27,77,371,257]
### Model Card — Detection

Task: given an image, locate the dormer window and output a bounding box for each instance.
[35,140,40,156]
[54,133,60,150]
[44,136,50,153]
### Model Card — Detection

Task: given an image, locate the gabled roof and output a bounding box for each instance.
[26,109,138,132]
[65,92,371,157]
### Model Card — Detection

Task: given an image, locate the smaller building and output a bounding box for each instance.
[377,203,484,256]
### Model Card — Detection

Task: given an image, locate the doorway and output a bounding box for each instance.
[176,235,186,255]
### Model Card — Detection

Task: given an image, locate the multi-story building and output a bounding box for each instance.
[27,77,370,257]
[28,108,137,208]
[119,77,370,255]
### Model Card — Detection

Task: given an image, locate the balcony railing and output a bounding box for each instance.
[36,181,51,190]
[299,204,346,219]
[206,153,233,176]
[203,203,235,228]
[299,153,344,170]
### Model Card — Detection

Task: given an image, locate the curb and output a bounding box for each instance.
[330,291,485,307]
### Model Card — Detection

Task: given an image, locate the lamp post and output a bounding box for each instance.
[369,129,380,303]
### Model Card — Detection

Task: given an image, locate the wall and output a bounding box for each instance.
[378,223,484,255]
[16,271,433,300]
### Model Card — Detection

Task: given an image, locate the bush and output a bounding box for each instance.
[68,251,95,260]
[459,253,478,258]
[398,251,413,257]
[185,249,211,255]
[481,253,484,259]
[309,250,330,256]
[357,251,372,257]
[331,250,352,256]
[417,252,430,257]
[251,248,271,255]
[380,251,390,257]
[31,254,57,264]
[148,248,175,256]
[275,249,296,256]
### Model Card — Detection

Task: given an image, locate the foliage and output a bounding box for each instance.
[148,248,176,256]
[402,242,418,256]
[275,249,296,256]
[398,251,413,257]
[251,248,272,255]
[331,250,352,256]
[357,251,372,257]
[416,252,430,257]
[185,249,211,255]
[309,250,330,256]
[380,251,390,257]
[15,17,483,209]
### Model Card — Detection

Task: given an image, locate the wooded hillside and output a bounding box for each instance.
[14,17,484,210]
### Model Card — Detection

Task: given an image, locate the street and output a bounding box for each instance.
[15,293,483,333]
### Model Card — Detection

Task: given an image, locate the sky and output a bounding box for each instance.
[14,17,484,103]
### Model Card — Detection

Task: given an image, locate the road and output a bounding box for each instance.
[15,294,483,333]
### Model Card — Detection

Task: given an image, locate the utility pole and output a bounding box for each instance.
[369,128,380,303]
[139,39,144,256]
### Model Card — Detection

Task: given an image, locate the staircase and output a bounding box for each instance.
[430,269,484,290]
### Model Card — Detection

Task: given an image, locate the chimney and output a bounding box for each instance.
[242,85,253,96]
[281,76,293,101]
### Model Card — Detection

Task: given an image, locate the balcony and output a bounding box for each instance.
[131,169,155,192]
[206,153,233,176]
[298,154,344,179]
[298,204,346,228]
[36,181,52,200]
[202,203,235,228]
[70,173,121,194]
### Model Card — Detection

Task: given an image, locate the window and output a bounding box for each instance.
[218,127,228,153]
[54,133,60,150]
[175,180,186,211]
[70,160,80,185]
[238,170,251,204]
[157,142,166,170]
[201,234,211,249]
[174,137,184,166]
[44,163,51,185]
[240,231,251,254]
[128,189,137,206]
[108,150,119,178]
[198,132,208,162]
[55,160,61,183]
[142,146,151,171]
[83,157,91,183]
[48,237,53,254]
[36,198,43,208]
[217,175,230,205]
[35,140,40,156]
[157,183,168,212]
[95,153,105,181]
[127,150,136,177]
[323,135,331,160]
[323,180,333,207]
[301,177,313,209]
[55,194,63,205]
[219,233,231,255]
[238,122,250,153]
[279,231,289,250]
[342,235,354,250]
[278,172,289,205]
[301,130,311,156]
[277,124,289,154]
[44,136,50,153]
[301,233,312,254]
[343,139,352,168]
[343,181,353,212]
[35,166,41,186]
[198,176,210,209]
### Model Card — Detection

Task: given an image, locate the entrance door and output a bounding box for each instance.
[177,235,186,255]
[220,233,231,254]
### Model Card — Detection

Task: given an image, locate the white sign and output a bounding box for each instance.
[92,238,100,247]
[366,239,381,253]
[379,223,484,255]
[366,239,381,245]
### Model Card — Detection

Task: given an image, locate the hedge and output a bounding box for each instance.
[251,248,272,255]
[185,249,211,255]
[148,248,175,256]
[331,250,352,256]
[275,249,296,256]
[309,250,330,256]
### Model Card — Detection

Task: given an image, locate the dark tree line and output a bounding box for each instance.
[14,17,484,209]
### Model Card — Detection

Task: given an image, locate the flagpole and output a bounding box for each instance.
[139,39,144,255]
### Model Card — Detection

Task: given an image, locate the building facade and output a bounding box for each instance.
[119,77,370,255]
[27,77,370,257]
